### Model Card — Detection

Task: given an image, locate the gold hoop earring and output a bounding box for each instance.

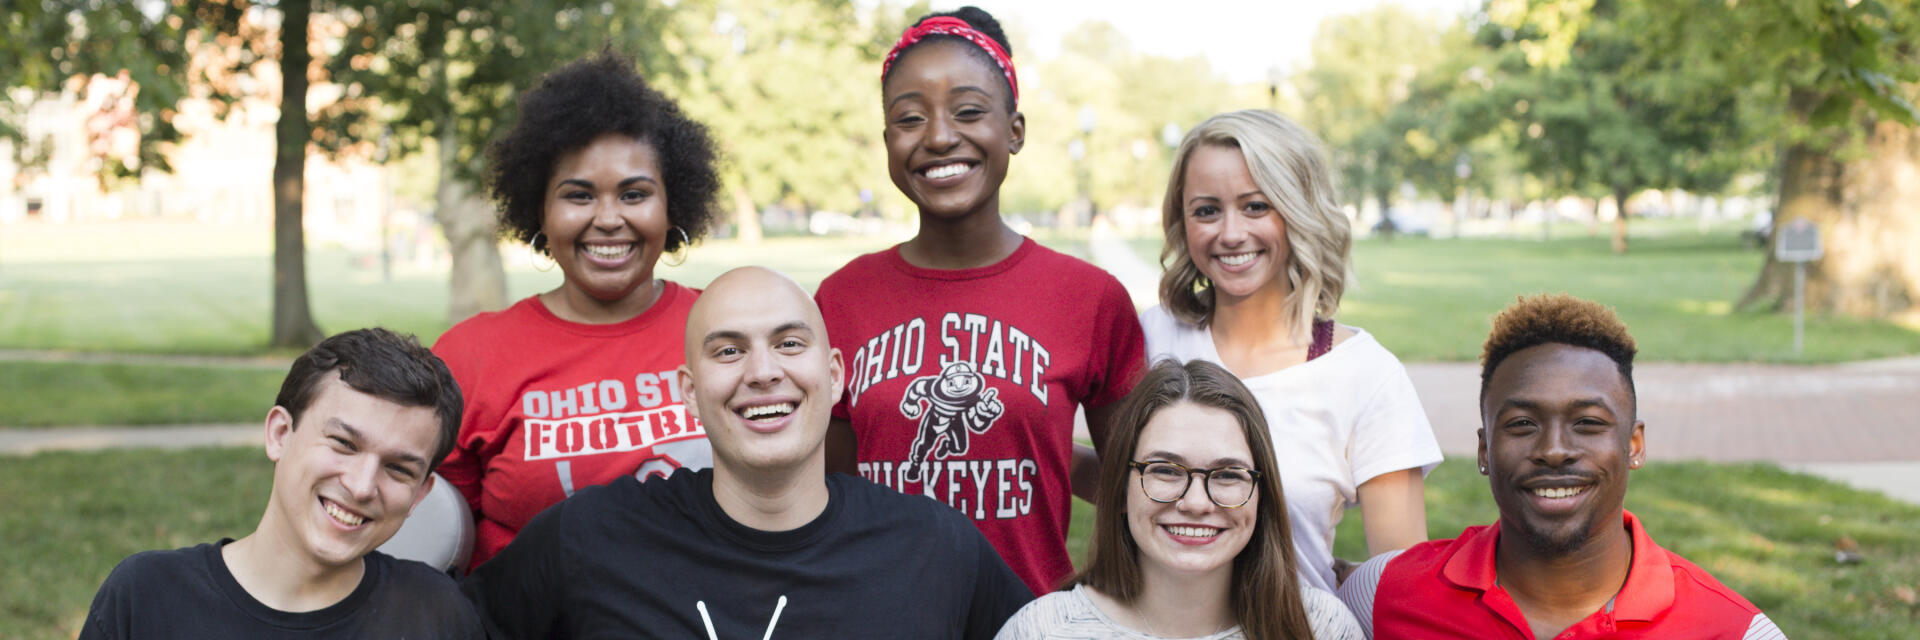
[529,232,555,272]
[663,226,691,267]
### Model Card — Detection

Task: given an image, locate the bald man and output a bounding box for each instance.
[463,267,1032,638]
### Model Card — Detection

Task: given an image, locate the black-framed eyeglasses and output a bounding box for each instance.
[1127,460,1262,508]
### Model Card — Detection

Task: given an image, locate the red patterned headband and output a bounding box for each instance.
[881,16,1019,104]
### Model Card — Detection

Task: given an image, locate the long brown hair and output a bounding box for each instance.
[1074,358,1314,639]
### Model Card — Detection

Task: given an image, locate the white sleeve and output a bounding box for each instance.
[1333,550,1403,640]
[1744,613,1787,640]
[1301,587,1367,640]
[991,600,1044,640]
[1347,355,1443,487]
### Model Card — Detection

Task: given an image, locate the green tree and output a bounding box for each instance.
[1485,0,1748,253]
[1297,6,1451,231]
[657,0,889,243]
[1495,0,1920,316]
[3,1,325,347]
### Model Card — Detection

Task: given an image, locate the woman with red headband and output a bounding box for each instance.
[815,6,1146,596]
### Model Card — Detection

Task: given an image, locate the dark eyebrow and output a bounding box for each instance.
[705,322,814,347]
[1141,451,1187,464]
[886,90,923,111]
[702,329,749,347]
[774,321,814,337]
[328,420,429,469]
[1500,397,1615,414]
[556,176,656,192]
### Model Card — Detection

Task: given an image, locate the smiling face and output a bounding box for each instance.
[263,372,440,569]
[882,39,1024,222]
[1479,342,1645,556]
[679,268,845,474]
[1181,144,1290,304]
[543,134,670,307]
[1126,401,1259,581]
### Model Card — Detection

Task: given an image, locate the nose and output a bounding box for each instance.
[591,195,625,231]
[743,346,784,388]
[1175,472,1217,514]
[341,454,380,504]
[1218,209,1249,245]
[1529,424,1580,469]
[926,113,960,153]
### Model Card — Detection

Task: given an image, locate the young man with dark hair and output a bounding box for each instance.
[463,267,1032,638]
[80,328,481,639]
[1337,295,1785,639]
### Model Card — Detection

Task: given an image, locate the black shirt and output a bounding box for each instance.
[80,540,482,639]
[463,468,1034,638]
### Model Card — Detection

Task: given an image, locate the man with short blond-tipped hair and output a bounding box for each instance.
[1337,295,1784,639]
[463,266,1031,638]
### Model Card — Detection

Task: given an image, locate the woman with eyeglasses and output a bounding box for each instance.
[996,359,1362,639]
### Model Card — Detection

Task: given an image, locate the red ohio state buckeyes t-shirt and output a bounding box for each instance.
[816,239,1146,593]
[433,282,710,568]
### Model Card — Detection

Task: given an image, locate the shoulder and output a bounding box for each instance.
[1023,241,1125,288]
[1139,305,1201,346]
[1660,546,1767,616]
[368,551,462,592]
[817,248,901,296]
[834,474,973,535]
[994,588,1100,639]
[433,296,539,354]
[101,544,208,587]
[1326,327,1410,372]
[1301,587,1366,640]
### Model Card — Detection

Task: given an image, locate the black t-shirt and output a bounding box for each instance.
[80,540,483,639]
[463,468,1035,638]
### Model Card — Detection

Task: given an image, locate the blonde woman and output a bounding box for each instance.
[1139,110,1441,591]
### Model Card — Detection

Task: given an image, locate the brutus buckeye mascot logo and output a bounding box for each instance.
[900,361,1005,482]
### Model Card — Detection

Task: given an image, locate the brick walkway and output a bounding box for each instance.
[1408,358,1920,463]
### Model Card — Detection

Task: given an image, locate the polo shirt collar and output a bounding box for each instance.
[1440,510,1675,623]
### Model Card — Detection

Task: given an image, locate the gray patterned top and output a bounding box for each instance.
[995,584,1364,640]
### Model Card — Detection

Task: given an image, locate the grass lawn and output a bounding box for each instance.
[4,219,1917,427]
[4,450,1914,638]
[0,361,282,426]
[1121,220,1920,363]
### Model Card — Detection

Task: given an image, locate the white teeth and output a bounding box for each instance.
[741,402,796,420]
[1219,252,1256,266]
[1165,525,1221,538]
[324,501,366,526]
[1532,486,1587,499]
[923,163,969,179]
[584,244,633,259]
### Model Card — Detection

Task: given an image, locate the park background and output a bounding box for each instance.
[3,0,1919,637]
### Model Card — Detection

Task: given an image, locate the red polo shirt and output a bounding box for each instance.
[1338,510,1785,639]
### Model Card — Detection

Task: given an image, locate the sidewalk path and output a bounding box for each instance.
[1085,224,1920,502]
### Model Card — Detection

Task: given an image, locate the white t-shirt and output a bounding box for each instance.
[994,584,1364,640]
[1139,306,1444,592]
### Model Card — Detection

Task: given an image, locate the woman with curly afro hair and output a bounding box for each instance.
[425,50,721,570]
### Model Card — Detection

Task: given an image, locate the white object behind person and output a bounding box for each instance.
[376,472,474,575]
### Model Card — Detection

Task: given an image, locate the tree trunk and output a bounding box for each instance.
[1611,186,1630,255]
[432,69,507,326]
[1739,103,1920,318]
[269,0,324,349]
[729,182,762,245]
[1374,183,1395,240]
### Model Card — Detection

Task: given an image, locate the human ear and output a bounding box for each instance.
[677,365,700,423]
[264,406,295,463]
[1007,111,1025,155]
